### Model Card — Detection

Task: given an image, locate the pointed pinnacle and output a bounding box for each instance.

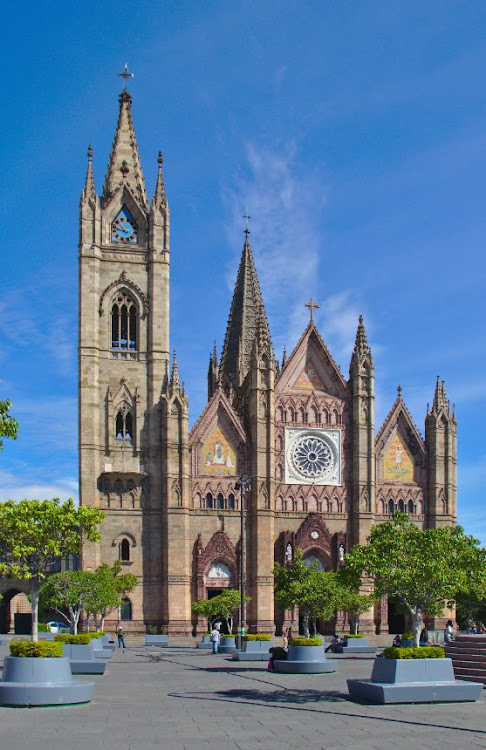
[82,144,97,202]
[282,346,288,369]
[354,315,370,356]
[212,340,218,366]
[152,150,167,208]
[171,349,180,393]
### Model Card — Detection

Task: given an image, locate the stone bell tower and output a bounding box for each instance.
[79,72,171,626]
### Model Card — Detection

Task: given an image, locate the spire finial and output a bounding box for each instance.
[118,63,134,92]
[397,384,402,398]
[305,298,319,323]
[82,144,97,203]
[243,211,251,240]
[88,144,93,161]
[152,150,167,208]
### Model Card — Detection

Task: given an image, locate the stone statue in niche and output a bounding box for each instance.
[338,543,345,563]
[285,543,293,562]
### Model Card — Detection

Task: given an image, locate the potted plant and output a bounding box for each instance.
[0,640,95,707]
[273,637,337,674]
[401,630,414,648]
[232,634,275,661]
[54,634,106,675]
[348,645,483,703]
[145,625,169,647]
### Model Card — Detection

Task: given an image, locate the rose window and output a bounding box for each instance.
[290,434,335,480]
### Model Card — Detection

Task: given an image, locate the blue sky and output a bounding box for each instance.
[1,1,486,539]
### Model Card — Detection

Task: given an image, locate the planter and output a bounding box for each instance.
[0,656,94,707]
[197,635,212,649]
[274,644,336,674]
[62,643,107,675]
[334,637,377,654]
[348,657,483,704]
[232,639,275,661]
[400,640,414,648]
[218,636,236,654]
[91,638,113,659]
[145,634,169,647]
[101,635,115,651]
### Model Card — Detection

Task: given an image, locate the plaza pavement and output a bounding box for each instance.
[0,637,485,750]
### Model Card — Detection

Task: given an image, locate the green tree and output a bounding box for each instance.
[273,550,341,636]
[0,399,18,450]
[334,579,376,634]
[84,561,137,631]
[0,498,104,641]
[39,570,95,635]
[341,512,486,647]
[192,589,249,634]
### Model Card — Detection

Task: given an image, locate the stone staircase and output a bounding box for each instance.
[444,634,486,685]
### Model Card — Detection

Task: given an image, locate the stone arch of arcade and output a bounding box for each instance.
[0,582,31,634]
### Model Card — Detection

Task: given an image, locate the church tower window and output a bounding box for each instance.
[206,493,213,509]
[115,409,133,445]
[120,598,132,620]
[217,493,224,509]
[388,499,395,514]
[111,291,137,358]
[120,538,130,561]
[228,493,235,510]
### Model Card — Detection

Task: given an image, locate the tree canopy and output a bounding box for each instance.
[341,511,486,646]
[84,561,137,631]
[0,399,18,450]
[192,589,248,634]
[39,570,95,635]
[0,498,104,640]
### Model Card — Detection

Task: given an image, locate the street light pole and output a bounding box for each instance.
[235,474,251,642]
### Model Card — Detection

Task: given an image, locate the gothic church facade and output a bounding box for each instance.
[79,87,457,634]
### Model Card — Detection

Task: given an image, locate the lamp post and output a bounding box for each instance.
[234,474,251,642]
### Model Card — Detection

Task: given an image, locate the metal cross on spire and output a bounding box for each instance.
[305,298,319,323]
[242,211,251,239]
[118,64,134,91]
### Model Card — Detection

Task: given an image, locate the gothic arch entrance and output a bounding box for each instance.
[0,588,30,634]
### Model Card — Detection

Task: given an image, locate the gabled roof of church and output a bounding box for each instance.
[190,383,247,446]
[277,321,349,397]
[101,90,148,211]
[219,233,274,387]
[376,386,425,453]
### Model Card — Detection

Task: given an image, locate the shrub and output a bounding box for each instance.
[10,641,63,658]
[243,634,272,641]
[383,646,445,660]
[54,633,92,645]
[402,630,414,641]
[37,623,49,632]
[289,637,322,647]
[147,625,158,635]
[345,634,364,639]
[89,631,106,639]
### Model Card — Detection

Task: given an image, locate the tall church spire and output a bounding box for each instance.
[101,83,148,211]
[350,315,373,372]
[220,232,274,388]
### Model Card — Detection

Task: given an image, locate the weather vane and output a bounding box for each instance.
[118,64,134,91]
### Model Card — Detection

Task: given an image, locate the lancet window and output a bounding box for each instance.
[111,291,137,358]
[115,408,133,446]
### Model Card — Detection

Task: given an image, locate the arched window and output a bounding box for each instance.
[206,493,213,509]
[227,493,235,510]
[120,598,132,621]
[115,408,133,446]
[388,499,395,514]
[407,499,414,514]
[111,291,137,358]
[217,493,224,510]
[398,499,405,512]
[120,538,130,562]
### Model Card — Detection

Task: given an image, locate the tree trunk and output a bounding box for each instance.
[411,608,422,648]
[30,580,40,642]
[302,610,310,637]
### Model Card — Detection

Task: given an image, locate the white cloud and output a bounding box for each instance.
[0,469,78,504]
[223,141,326,356]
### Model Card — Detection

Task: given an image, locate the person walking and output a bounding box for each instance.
[210,624,221,654]
[117,626,126,650]
[444,620,454,644]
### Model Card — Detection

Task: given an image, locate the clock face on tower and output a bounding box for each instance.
[284,428,341,486]
[111,205,138,244]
